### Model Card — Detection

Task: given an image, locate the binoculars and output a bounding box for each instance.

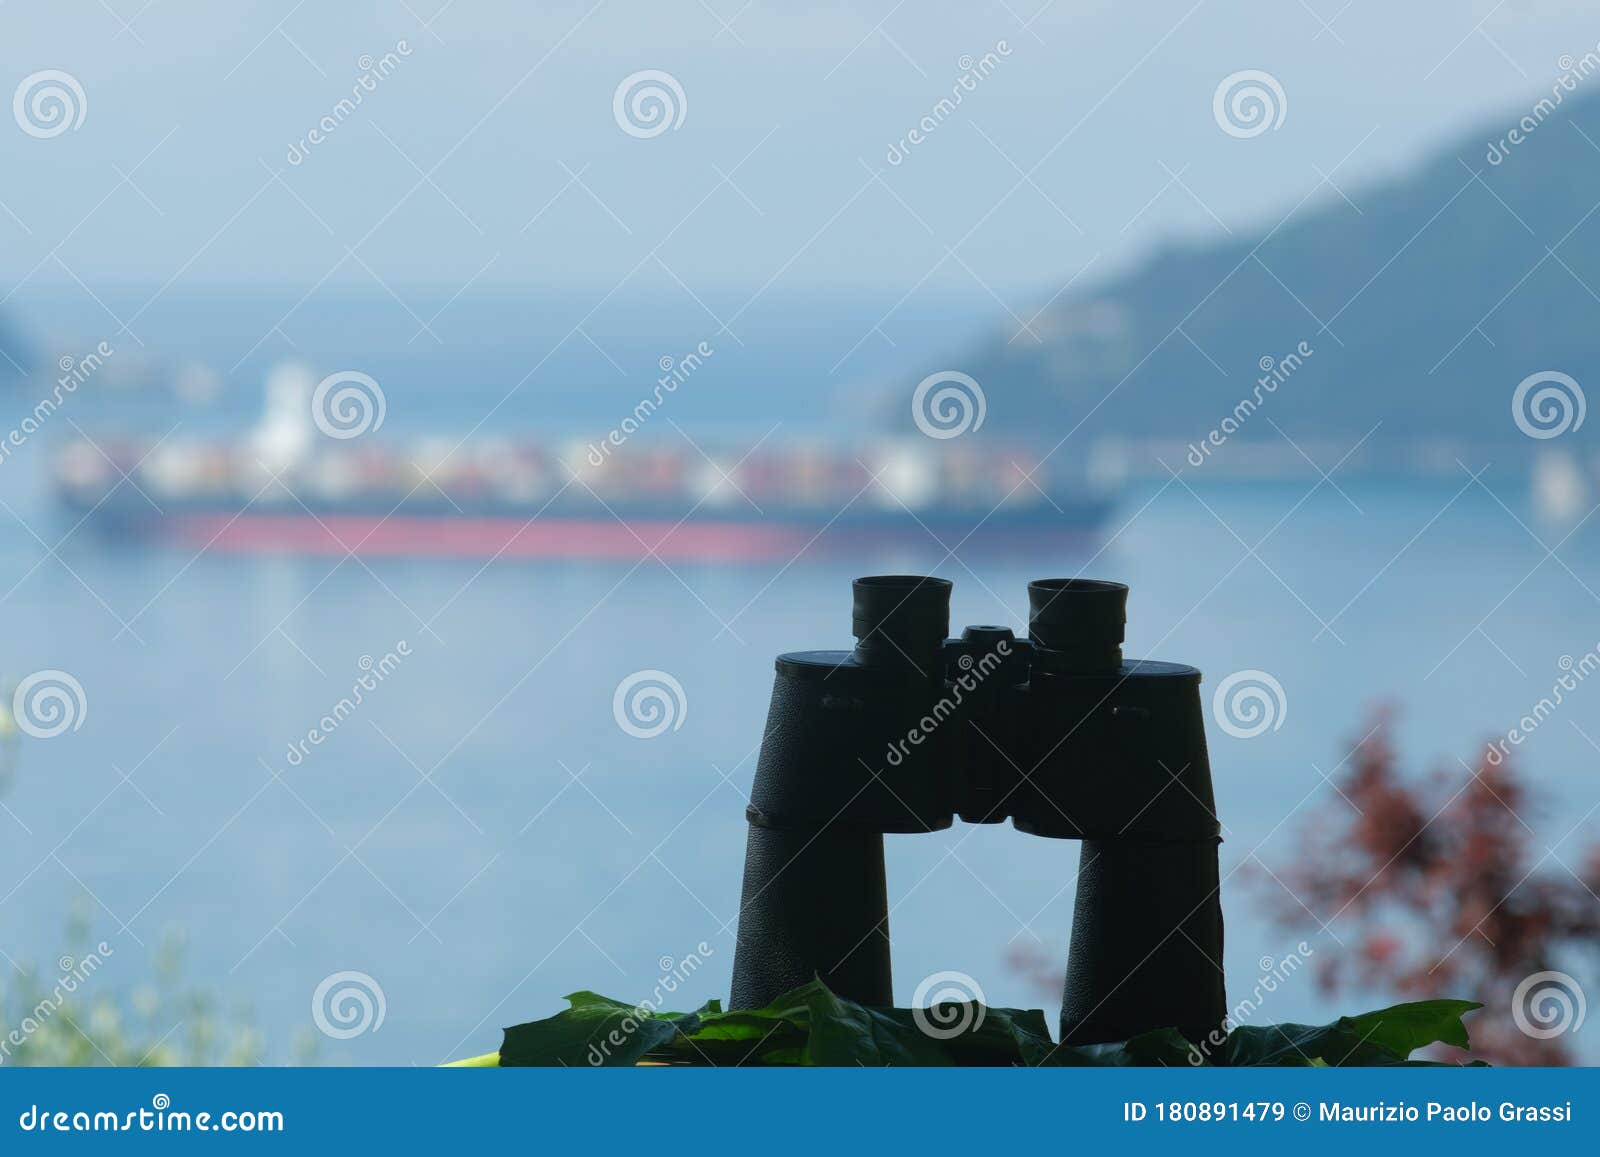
[729,575,1225,1046]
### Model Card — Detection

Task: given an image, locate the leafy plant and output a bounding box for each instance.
[1260,710,1599,1065]
[454,977,1480,1067]
[1,913,280,1067]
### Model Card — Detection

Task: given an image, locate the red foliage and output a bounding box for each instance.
[1261,709,1600,1064]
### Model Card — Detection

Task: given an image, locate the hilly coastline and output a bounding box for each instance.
[947,83,1600,476]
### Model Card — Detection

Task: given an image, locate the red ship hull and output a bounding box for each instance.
[149,513,1097,562]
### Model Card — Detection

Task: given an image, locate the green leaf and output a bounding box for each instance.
[500,995,697,1067]
[803,990,953,1065]
[1221,1021,1385,1066]
[484,978,1483,1068]
[1340,999,1481,1057]
[645,985,816,1066]
[959,1005,1057,1067]
[441,1052,500,1067]
[1221,1000,1483,1067]
[561,990,699,1019]
[788,984,1057,1066]
[1045,1028,1200,1067]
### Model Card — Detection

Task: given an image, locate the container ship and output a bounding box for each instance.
[52,367,1112,562]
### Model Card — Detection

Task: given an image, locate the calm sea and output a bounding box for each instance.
[2,469,1596,1062]
[1,293,1596,1062]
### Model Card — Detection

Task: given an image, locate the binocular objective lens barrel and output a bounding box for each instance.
[1027,578,1128,672]
[851,575,952,667]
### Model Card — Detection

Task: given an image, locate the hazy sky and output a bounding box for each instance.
[3,0,1598,306]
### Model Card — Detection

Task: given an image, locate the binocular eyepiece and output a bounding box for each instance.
[730,575,1226,1048]
[851,574,1129,673]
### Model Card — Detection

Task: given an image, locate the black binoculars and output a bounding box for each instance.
[729,575,1226,1046]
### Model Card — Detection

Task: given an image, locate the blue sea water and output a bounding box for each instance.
[1,293,1597,1064]
[2,468,1597,1063]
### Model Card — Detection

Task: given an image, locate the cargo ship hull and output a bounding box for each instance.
[62,498,1112,562]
